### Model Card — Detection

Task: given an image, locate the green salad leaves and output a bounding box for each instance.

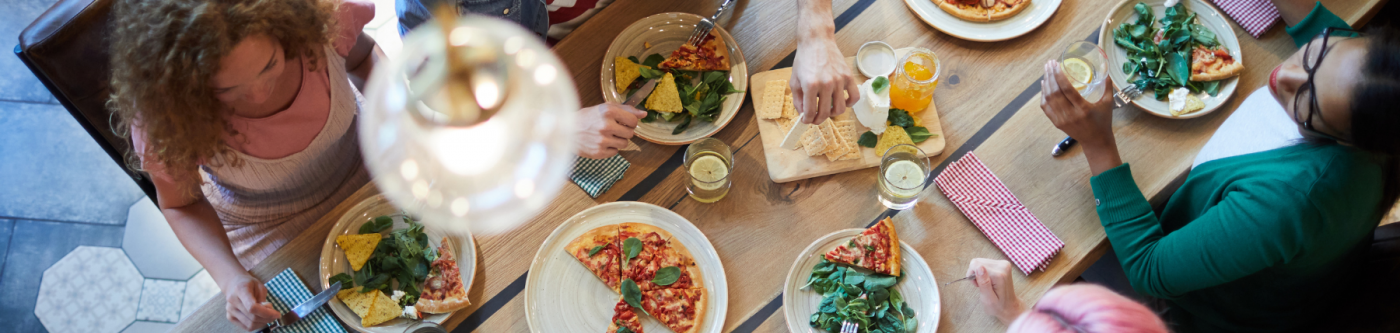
[625,55,743,135]
[805,259,916,333]
[328,215,438,307]
[1113,2,1225,100]
[858,109,936,148]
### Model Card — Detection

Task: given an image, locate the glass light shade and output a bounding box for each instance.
[359,15,578,235]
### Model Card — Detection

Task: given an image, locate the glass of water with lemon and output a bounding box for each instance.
[685,138,732,203]
[1059,41,1108,102]
[878,144,930,210]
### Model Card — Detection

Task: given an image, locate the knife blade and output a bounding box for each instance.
[779,113,810,150]
[256,281,341,333]
[624,79,659,107]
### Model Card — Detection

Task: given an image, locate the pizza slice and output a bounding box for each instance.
[618,223,673,288]
[658,31,731,71]
[824,217,902,276]
[416,238,471,313]
[565,225,624,292]
[640,288,707,333]
[630,239,704,291]
[606,298,645,333]
[988,0,1030,21]
[935,0,991,22]
[1190,45,1244,81]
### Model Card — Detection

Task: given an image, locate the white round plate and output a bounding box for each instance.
[525,201,728,333]
[904,0,1063,42]
[783,229,941,332]
[601,12,749,145]
[1100,0,1241,119]
[318,194,477,333]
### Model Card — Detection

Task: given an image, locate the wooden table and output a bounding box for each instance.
[173,0,1386,332]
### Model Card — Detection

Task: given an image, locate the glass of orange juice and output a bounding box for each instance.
[888,48,940,113]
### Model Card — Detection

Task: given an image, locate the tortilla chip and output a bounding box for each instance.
[338,289,374,319]
[758,80,787,120]
[782,94,798,119]
[876,126,916,157]
[645,73,683,113]
[362,289,402,327]
[614,57,644,93]
[336,234,381,271]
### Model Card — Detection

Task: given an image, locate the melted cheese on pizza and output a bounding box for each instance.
[1191,46,1235,75]
[642,289,700,332]
[825,223,895,273]
[659,35,727,71]
[611,299,644,333]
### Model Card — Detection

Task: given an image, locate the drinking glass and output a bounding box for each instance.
[684,138,732,203]
[878,144,930,210]
[888,48,941,113]
[404,321,447,333]
[1059,41,1108,102]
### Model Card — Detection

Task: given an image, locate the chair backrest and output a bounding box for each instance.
[15,0,156,200]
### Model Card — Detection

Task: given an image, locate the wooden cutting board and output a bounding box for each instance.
[752,48,946,183]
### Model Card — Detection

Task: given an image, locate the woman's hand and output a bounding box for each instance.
[792,38,859,125]
[967,258,1026,324]
[1040,60,1122,175]
[222,272,280,331]
[576,103,647,159]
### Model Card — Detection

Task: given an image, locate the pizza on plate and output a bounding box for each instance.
[641,288,707,333]
[566,226,625,292]
[658,31,730,71]
[565,223,708,332]
[416,238,471,313]
[934,0,1030,22]
[1189,45,1244,81]
[824,217,902,276]
[607,298,645,333]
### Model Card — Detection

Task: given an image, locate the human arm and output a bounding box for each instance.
[967,259,1026,324]
[151,173,279,331]
[345,32,383,91]
[1271,0,1351,47]
[576,103,647,159]
[1089,166,1318,299]
[791,0,859,124]
[1038,60,1121,176]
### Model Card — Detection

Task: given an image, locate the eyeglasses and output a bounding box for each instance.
[1294,27,1359,143]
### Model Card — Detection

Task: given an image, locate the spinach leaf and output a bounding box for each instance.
[887,109,915,127]
[858,131,879,148]
[652,266,681,286]
[1166,51,1191,86]
[865,275,898,291]
[329,273,355,289]
[358,216,393,234]
[622,237,642,264]
[1202,80,1222,96]
[627,56,640,64]
[616,326,635,333]
[621,279,646,314]
[638,66,664,80]
[671,113,693,135]
[587,245,606,257]
[640,110,659,123]
[905,126,935,143]
[872,76,889,94]
[641,54,666,68]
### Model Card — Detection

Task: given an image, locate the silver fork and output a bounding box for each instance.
[840,321,859,333]
[1115,83,1143,108]
[686,0,735,46]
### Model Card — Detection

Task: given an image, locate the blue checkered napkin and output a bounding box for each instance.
[263,268,349,333]
[571,155,630,198]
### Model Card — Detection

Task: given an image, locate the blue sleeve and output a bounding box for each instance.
[1284,2,1351,48]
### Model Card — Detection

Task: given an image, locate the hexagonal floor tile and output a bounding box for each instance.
[35,246,142,333]
[135,279,185,323]
[122,197,202,280]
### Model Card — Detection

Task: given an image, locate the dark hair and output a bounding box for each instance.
[1350,26,1400,215]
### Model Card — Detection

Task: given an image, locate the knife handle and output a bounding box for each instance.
[252,323,275,333]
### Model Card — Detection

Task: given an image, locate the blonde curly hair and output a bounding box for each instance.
[108,0,339,182]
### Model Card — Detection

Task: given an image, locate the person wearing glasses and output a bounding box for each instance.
[1038,0,1399,331]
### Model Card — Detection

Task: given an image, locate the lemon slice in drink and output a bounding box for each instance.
[689,154,728,190]
[1061,58,1093,91]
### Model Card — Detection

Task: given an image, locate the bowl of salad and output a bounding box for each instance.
[1100,0,1243,119]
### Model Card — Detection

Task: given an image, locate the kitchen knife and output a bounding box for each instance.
[254,281,341,333]
[624,79,658,107]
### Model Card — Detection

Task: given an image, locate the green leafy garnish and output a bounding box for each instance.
[905,127,935,143]
[358,216,393,234]
[858,131,879,148]
[329,273,355,289]
[624,51,742,135]
[887,109,915,128]
[588,245,606,257]
[1114,1,1227,100]
[627,56,640,64]
[806,259,916,332]
[616,326,635,333]
[621,279,646,315]
[638,66,665,80]
[622,237,642,266]
[641,54,666,68]
[652,266,681,286]
[351,215,438,306]
[872,76,889,94]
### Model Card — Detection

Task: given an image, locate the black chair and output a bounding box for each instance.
[15,0,156,201]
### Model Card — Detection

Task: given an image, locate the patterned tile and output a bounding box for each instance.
[136,279,185,323]
[180,269,221,321]
[0,101,144,224]
[35,246,142,333]
[0,220,124,333]
[120,321,175,333]
[123,197,202,280]
[0,0,61,103]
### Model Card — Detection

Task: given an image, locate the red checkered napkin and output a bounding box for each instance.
[1210,0,1281,38]
[935,152,1064,274]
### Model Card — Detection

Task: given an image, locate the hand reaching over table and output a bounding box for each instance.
[576,103,647,159]
[793,0,860,125]
[1039,60,1122,175]
[222,272,280,331]
[967,258,1027,325]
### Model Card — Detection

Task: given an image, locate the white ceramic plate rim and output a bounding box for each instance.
[523,201,729,333]
[782,228,942,333]
[903,0,1063,42]
[1099,0,1241,119]
[317,194,478,333]
[600,12,749,145]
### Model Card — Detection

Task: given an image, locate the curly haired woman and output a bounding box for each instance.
[108,0,378,330]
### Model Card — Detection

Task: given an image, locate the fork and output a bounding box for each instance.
[686,0,735,46]
[1115,83,1143,108]
[840,321,859,333]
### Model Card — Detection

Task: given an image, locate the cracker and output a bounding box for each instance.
[781,94,798,119]
[758,80,787,119]
[822,121,849,161]
[837,121,861,161]
[800,126,828,156]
